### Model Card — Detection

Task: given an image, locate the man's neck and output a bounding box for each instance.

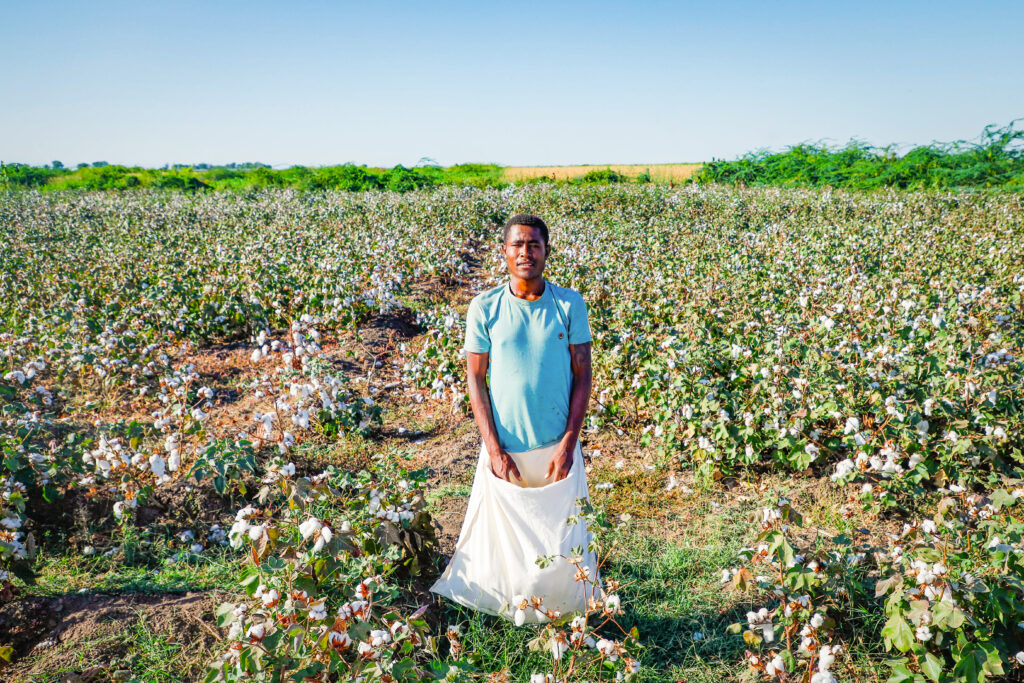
[509,276,545,301]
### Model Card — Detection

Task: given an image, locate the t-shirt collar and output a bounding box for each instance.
[505,279,549,307]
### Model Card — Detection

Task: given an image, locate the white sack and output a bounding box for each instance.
[430,440,601,624]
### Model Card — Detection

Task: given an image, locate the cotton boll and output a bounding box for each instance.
[299,517,323,540]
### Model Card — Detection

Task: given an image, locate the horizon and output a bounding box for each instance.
[3,0,1023,168]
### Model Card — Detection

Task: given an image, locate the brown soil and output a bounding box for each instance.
[0,591,223,682]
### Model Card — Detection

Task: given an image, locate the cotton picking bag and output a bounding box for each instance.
[430,440,601,624]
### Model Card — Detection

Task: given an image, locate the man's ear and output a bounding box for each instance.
[545,242,552,257]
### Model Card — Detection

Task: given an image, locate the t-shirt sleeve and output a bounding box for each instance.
[464,296,491,353]
[568,294,592,345]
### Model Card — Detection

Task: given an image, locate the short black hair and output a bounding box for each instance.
[503,213,549,244]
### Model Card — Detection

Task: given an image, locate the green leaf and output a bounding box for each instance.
[215,602,236,627]
[886,661,919,683]
[989,489,1015,511]
[932,601,965,629]
[954,649,980,683]
[979,642,1004,677]
[239,567,261,595]
[831,533,852,546]
[262,629,283,651]
[882,613,915,653]
[289,663,324,681]
[239,645,257,672]
[767,530,795,567]
[921,652,944,683]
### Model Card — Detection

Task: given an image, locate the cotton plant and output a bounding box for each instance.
[208,458,446,682]
[727,487,1024,683]
[1,470,35,587]
[400,305,470,410]
[726,497,865,681]
[0,410,74,587]
[874,485,1024,683]
[74,364,214,519]
[242,318,382,451]
[516,583,641,683]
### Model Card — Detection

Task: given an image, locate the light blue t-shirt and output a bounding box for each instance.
[464,280,592,453]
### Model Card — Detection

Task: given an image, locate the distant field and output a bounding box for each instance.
[502,163,702,182]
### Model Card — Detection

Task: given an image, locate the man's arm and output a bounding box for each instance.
[546,342,592,482]
[467,351,521,482]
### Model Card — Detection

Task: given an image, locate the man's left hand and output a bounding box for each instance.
[545,437,575,482]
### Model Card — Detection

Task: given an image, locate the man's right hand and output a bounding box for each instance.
[489,448,522,483]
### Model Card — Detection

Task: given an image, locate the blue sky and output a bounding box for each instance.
[2,0,1022,168]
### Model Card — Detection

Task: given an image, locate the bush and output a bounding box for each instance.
[572,169,626,184]
[695,120,1024,190]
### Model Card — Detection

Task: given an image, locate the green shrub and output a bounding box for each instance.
[695,120,1024,190]
[572,169,626,184]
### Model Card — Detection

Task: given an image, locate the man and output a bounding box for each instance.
[430,213,599,623]
[465,213,593,485]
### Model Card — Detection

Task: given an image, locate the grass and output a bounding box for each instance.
[119,616,218,682]
[27,550,241,596]
[425,482,472,507]
[16,607,220,682]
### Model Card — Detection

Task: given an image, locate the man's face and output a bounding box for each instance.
[502,224,550,281]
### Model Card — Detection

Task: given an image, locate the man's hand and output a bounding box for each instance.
[489,447,522,483]
[545,437,575,482]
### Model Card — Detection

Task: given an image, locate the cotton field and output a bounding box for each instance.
[1,185,1022,682]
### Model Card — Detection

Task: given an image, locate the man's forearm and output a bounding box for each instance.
[562,365,592,447]
[468,375,503,454]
